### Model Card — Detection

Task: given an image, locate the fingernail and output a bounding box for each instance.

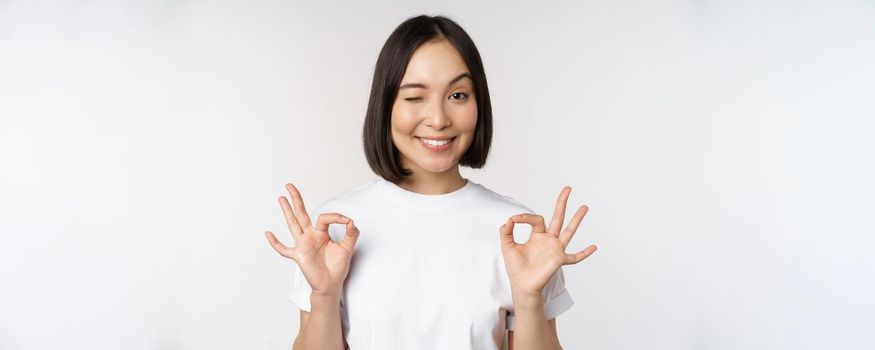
[341,216,349,222]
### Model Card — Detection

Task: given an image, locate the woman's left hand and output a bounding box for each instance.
[499,186,597,298]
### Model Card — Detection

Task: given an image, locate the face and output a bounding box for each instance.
[390,39,478,176]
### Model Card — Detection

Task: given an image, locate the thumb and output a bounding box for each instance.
[499,217,516,250]
[338,219,360,253]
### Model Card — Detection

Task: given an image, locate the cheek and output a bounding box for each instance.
[390,104,418,136]
[457,104,478,134]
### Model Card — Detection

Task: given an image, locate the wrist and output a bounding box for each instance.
[309,291,341,307]
[511,291,545,311]
[510,284,543,300]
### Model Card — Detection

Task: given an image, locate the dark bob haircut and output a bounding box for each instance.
[362,15,493,184]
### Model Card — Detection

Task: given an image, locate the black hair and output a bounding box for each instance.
[362,15,493,183]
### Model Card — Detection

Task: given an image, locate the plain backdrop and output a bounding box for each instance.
[1,0,873,349]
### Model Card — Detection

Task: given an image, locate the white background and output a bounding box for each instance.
[1,0,873,349]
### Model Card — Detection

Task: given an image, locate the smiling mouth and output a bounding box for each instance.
[416,136,456,151]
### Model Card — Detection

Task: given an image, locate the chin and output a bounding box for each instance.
[414,159,458,174]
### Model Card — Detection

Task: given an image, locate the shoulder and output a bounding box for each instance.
[469,181,535,215]
[309,179,381,215]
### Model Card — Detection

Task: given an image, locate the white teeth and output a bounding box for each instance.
[421,138,451,146]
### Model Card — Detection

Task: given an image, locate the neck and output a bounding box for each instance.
[397,162,467,195]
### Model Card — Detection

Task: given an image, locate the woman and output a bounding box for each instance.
[265,14,597,350]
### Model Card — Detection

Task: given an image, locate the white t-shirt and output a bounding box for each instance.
[288,178,573,350]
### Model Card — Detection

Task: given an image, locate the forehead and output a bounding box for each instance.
[401,39,470,83]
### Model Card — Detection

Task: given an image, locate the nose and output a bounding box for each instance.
[424,99,451,130]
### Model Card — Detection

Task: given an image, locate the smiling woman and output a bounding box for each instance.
[389,41,479,193]
[362,16,493,190]
[265,14,597,350]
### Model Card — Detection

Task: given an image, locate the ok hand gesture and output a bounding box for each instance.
[499,186,597,298]
[264,183,360,297]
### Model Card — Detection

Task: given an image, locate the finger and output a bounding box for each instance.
[338,219,360,254]
[315,212,351,232]
[279,196,303,241]
[286,183,313,229]
[547,186,572,235]
[499,217,516,250]
[565,244,597,265]
[511,213,547,234]
[264,231,293,259]
[559,205,589,247]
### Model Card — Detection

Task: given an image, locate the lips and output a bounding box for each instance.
[416,136,455,152]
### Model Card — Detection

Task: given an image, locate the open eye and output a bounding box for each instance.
[449,92,468,100]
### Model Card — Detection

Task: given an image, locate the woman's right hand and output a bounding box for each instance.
[265,183,360,297]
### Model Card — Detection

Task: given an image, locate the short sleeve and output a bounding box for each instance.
[505,267,574,331]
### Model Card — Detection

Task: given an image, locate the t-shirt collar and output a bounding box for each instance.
[373,177,478,211]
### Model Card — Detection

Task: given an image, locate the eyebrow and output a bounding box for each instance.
[398,72,472,90]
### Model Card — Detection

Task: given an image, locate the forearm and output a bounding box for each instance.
[293,293,344,350]
[510,292,561,350]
